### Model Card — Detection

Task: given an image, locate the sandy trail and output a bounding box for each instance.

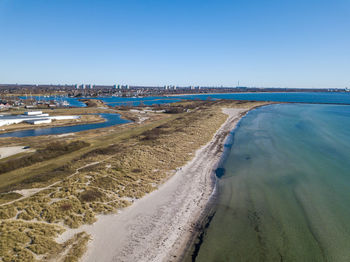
[72,108,248,262]
[1,158,113,207]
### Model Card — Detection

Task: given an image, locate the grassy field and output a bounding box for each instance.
[0,100,266,262]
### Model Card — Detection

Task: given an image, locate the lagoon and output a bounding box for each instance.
[0,113,130,138]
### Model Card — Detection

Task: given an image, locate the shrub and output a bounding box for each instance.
[80,145,119,159]
[141,127,167,141]
[164,107,185,114]
[60,203,73,211]
[80,190,103,202]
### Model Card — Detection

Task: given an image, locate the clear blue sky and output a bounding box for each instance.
[0,0,349,88]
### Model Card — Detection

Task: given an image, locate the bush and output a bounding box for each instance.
[80,145,119,159]
[141,128,164,141]
[80,190,103,202]
[164,107,185,114]
[60,203,73,211]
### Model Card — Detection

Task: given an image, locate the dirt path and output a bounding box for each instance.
[0,156,115,207]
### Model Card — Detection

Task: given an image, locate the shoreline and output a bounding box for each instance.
[177,104,263,261]
[62,106,263,262]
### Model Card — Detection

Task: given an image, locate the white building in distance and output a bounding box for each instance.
[0,111,80,127]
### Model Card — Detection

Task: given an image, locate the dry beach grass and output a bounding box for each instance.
[0,100,267,261]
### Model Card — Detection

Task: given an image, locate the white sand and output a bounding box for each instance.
[0,146,31,159]
[60,108,248,262]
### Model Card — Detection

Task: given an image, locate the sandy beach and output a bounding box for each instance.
[57,107,249,262]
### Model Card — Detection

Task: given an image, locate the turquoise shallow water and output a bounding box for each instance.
[194,104,350,262]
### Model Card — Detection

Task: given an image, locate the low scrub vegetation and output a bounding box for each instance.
[0,220,90,262]
[0,100,265,262]
[0,192,22,204]
[80,189,103,202]
[79,144,121,159]
[0,141,89,175]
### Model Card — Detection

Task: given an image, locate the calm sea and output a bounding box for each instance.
[27,92,350,107]
[191,104,350,262]
[97,92,350,106]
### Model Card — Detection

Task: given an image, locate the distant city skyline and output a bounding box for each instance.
[0,0,349,88]
[0,83,348,90]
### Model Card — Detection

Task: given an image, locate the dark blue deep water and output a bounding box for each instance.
[0,113,130,138]
[96,92,350,106]
[27,92,350,107]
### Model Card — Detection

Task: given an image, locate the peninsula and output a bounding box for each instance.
[0,100,266,261]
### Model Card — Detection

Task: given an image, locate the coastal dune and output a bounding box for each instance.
[80,108,247,262]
